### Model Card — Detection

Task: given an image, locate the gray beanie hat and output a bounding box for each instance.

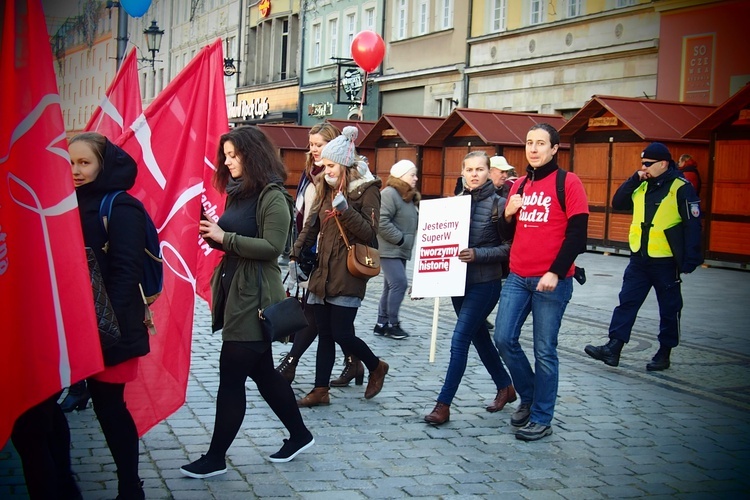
[321,126,358,167]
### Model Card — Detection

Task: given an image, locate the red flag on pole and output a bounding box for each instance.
[115,39,228,436]
[0,0,104,445]
[85,48,142,141]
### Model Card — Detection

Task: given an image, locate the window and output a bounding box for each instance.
[440,0,453,29]
[616,0,636,7]
[226,36,236,61]
[280,19,289,79]
[530,0,545,25]
[312,23,321,66]
[364,7,375,31]
[492,0,507,32]
[346,13,356,57]
[567,0,582,18]
[418,0,429,35]
[396,0,407,39]
[328,18,338,60]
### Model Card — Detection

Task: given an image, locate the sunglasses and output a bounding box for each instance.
[641,160,661,168]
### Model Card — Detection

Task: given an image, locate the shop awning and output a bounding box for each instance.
[684,83,750,139]
[425,108,568,147]
[326,119,376,147]
[258,124,312,150]
[358,114,445,148]
[559,95,715,143]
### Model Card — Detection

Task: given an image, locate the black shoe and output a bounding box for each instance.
[269,434,315,463]
[511,402,532,427]
[60,381,89,413]
[373,323,388,336]
[516,422,553,441]
[584,338,624,367]
[647,346,671,371]
[179,454,227,478]
[383,323,409,340]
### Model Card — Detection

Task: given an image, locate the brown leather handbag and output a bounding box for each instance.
[334,215,380,279]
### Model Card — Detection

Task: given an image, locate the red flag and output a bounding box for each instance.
[85,48,142,141]
[115,39,228,436]
[0,0,103,444]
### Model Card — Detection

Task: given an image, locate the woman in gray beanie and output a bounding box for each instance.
[290,126,389,407]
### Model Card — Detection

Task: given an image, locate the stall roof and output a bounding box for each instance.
[258,124,312,150]
[683,83,750,139]
[325,119,376,147]
[358,114,445,148]
[559,95,715,143]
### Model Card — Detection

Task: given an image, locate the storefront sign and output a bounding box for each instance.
[259,0,271,18]
[681,33,715,104]
[308,102,333,118]
[227,97,270,120]
[338,64,366,105]
[588,117,619,127]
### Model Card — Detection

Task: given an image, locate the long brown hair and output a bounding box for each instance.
[306,123,340,176]
[213,126,287,194]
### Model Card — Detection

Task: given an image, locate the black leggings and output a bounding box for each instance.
[11,392,80,499]
[87,378,141,489]
[287,304,351,361]
[314,303,379,388]
[207,341,310,458]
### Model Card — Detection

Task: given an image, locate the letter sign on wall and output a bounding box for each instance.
[680,33,715,104]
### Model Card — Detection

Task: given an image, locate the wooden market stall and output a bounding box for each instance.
[357,114,445,193]
[424,109,568,197]
[558,95,715,251]
[325,119,377,172]
[258,123,311,196]
[684,83,750,269]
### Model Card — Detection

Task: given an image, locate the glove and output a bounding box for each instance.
[332,192,348,212]
[288,260,308,283]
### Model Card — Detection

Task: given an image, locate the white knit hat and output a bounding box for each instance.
[489,155,515,171]
[390,159,416,179]
[321,126,358,167]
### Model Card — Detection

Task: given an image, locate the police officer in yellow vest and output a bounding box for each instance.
[585,142,702,371]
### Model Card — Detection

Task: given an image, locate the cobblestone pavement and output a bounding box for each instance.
[2,252,749,499]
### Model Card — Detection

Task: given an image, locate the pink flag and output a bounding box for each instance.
[115,39,228,436]
[85,48,143,141]
[0,0,103,444]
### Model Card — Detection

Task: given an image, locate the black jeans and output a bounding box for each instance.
[207,341,311,458]
[11,392,81,499]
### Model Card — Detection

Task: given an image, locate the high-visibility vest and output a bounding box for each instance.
[629,178,685,256]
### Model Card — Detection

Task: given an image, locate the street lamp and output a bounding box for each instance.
[143,20,164,70]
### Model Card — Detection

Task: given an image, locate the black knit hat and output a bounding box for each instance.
[641,142,672,162]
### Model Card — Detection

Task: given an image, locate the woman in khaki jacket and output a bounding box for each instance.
[290,126,389,407]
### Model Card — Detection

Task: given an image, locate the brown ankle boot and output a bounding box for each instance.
[276,354,297,384]
[364,360,389,399]
[297,387,330,407]
[330,356,365,387]
[424,401,450,425]
[485,385,517,412]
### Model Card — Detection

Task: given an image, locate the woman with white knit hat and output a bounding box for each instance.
[289,126,389,407]
[374,159,420,340]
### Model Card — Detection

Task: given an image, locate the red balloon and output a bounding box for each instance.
[350,31,385,73]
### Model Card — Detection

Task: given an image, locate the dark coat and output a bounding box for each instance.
[377,177,419,260]
[462,180,510,285]
[294,177,382,300]
[76,140,149,366]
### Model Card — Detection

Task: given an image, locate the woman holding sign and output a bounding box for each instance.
[424,151,515,426]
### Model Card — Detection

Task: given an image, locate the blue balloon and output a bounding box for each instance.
[120,0,152,18]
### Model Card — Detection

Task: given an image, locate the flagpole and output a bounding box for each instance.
[116,3,128,70]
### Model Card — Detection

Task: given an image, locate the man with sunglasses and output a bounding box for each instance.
[584,142,702,371]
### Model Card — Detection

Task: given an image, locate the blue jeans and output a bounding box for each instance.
[377,258,408,325]
[438,279,512,405]
[494,273,573,426]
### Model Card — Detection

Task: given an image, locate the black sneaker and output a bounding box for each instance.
[515,422,553,441]
[511,402,532,427]
[180,454,227,478]
[373,323,388,336]
[383,324,409,340]
[269,434,315,463]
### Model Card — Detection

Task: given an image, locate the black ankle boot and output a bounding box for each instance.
[584,338,624,367]
[115,480,144,500]
[276,353,297,383]
[647,346,671,371]
[60,381,89,413]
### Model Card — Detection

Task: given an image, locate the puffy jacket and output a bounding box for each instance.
[76,140,149,366]
[463,180,510,285]
[211,183,293,341]
[377,177,419,260]
[294,177,382,300]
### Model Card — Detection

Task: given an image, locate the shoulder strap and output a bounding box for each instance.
[491,196,500,223]
[99,190,125,233]
[515,170,567,213]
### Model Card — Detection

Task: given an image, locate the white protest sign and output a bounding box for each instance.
[411,196,471,298]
